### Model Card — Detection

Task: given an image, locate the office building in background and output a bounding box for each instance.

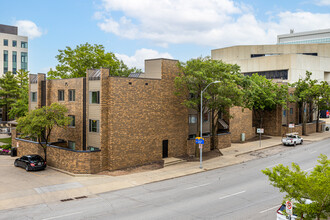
[0,24,28,75]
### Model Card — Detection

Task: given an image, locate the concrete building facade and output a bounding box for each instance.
[0,24,28,75]
[277,28,330,45]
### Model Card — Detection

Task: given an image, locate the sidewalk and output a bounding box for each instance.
[1,128,330,210]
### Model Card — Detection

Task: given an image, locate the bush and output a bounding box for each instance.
[326,126,329,131]
[1,144,11,150]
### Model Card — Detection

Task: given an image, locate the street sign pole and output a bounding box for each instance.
[199,144,202,169]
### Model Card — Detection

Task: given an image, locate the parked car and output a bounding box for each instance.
[282,133,303,146]
[276,199,313,220]
[14,155,47,171]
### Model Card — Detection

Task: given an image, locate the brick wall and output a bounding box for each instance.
[45,78,85,150]
[13,128,101,174]
[217,133,231,149]
[229,107,255,142]
[102,59,188,170]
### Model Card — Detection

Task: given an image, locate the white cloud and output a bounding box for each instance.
[315,0,330,6]
[96,0,330,47]
[15,20,43,39]
[115,48,173,70]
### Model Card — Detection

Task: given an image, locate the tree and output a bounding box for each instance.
[290,71,319,135]
[242,74,289,128]
[17,103,71,162]
[175,57,244,155]
[312,81,330,132]
[262,154,330,220]
[8,69,29,119]
[0,71,20,121]
[47,43,140,79]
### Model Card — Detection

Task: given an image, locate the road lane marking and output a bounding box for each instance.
[310,151,317,154]
[304,167,313,172]
[259,204,281,213]
[219,190,246,200]
[42,212,83,220]
[185,183,211,190]
[266,163,279,169]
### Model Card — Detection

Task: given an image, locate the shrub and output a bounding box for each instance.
[1,144,11,150]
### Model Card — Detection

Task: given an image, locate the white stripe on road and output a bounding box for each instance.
[266,163,279,169]
[185,183,211,190]
[219,190,246,200]
[310,151,317,154]
[259,204,281,213]
[42,212,83,220]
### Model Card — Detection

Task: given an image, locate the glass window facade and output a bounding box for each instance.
[21,52,28,71]
[3,39,8,46]
[69,89,75,101]
[12,51,17,74]
[244,69,288,80]
[31,92,37,102]
[189,115,197,124]
[21,41,28,48]
[12,40,17,47]
[69,115,75,127]
[58,90,64,101]
[89,119,99,132]
[3,50,8,73]
[89,91,100,104]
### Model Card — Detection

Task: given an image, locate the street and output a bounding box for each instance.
[1,138,329,220]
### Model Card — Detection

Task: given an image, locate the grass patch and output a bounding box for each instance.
[0,137,12,144]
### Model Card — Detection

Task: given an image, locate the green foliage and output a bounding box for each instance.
[175,56,244,153]
[0,144,12,150]
[8,69,29,119]
[17,103,71,161]
[262,154,330,219]
[242,74,289,128]
[47,43,140,79]
[0,71,20,121]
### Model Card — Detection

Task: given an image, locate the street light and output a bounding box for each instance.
[200,81,221,169]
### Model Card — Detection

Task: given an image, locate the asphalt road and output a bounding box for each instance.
[1,139,329,220]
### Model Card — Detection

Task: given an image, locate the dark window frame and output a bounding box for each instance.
[31,92,37,102]
[58,90,65,101]
[89,119,99,133]
[69,89,75,101]
[90,91,100,104]
[68,115,75,127]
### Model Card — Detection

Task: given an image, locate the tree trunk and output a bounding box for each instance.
[195,110,201,158]
[316,107,320,132]
[210,109,216,150]
[302,103,306,135]
[43,146,47,162]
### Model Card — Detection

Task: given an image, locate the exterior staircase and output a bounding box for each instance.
[218,119,229,129]
[163,157,186,167]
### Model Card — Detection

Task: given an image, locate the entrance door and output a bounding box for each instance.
[162,140,168,158]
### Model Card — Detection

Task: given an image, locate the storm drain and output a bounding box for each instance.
[60,196,87,202]
[60,198,74,202]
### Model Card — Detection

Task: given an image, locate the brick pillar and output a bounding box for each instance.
[100,68,110,171]
[37,73,46,108]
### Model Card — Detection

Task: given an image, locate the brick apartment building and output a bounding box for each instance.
[12,58,256,174]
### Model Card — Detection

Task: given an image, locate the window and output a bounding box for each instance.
[203,113,209,122]
[31,92,37,102]
[3,39,8,46]
[21,41,28,48]
[90,91,100,104]
[3,50,8,73]
[88,146,99,151]
[89,119,99,132]
[21,52,28,71]
[69,89,75,101]
[68,141,75,150]
[189,115,197,124]
[12,51,17,74]
[69,115,75,127]
[58,90,64,101]
[12,40,17,47]
[283,110,286,117]
[290,108,293,115]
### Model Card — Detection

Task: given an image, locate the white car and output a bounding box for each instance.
[282,133,303,146]
[276,199,312,220]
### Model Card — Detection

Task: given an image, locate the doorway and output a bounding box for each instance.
[162,140,168,158]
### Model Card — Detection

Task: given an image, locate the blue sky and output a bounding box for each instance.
[1,0,330,73]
